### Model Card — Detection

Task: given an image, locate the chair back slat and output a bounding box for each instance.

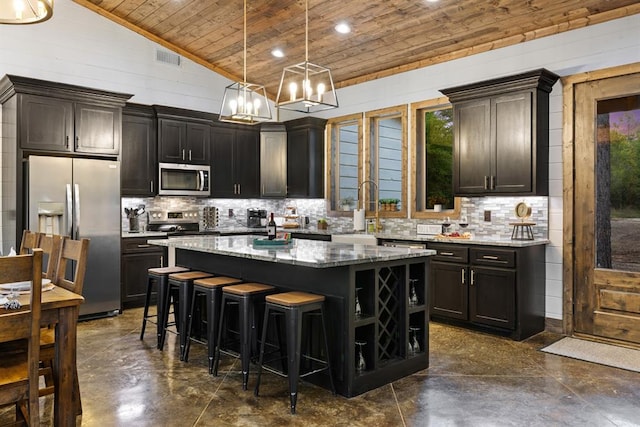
[0,248,42,425]
[19,229,41,255]
[39,234,64,280]
[55,238,90,294]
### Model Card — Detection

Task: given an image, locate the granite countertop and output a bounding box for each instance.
[148,235,435,268]
[372,232,549,247]
[122,231,168,238]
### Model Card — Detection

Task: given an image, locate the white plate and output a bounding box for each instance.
[0,278,52,291]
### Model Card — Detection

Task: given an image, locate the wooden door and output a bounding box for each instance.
[75,103,121,155]
[158,119,186,163]
[573,72,640,344]
[235,128,260,198]
[469,266,516,329]
[210,125,236,198]
[185,122,210,164]
[19,94,73,152]
[121,113,156,196]
[429,262,468,320]
[454,98,491,194]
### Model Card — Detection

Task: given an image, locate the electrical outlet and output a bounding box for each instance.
[484,210,491,222]
[228,208,234,217]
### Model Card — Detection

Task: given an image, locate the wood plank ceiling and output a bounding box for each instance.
[74,0,640,98]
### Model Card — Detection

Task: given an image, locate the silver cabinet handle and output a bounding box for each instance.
[237,183,241,194]
[484,176,488,190]
[189,150,192,161]
[470,269,475,285]
[160,256,164,267]
[490,176,495,190]
[461,269,465,285]
[75,135,79,150]
[150,181,154,193]
[65,135,69,149]
[440,252,454,256]
[182,149,186,161]
[137,244,151,248]
[482,255,499,260]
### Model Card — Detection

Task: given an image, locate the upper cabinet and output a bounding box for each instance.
[210,122,260,198]
[154,105,213,165]
[0,75,131,156]
[285,117,327,198]
[121,104,157,196]
[441,69,559,196]
[260,124,287,198]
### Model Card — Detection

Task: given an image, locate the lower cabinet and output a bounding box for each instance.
[428,242,545,340]
[121,237,166,309]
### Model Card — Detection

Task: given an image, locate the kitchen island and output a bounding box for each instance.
[149,235,435,397]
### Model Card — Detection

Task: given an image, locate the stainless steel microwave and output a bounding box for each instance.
[158,163,210,196]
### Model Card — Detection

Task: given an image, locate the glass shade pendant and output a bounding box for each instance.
[0,0,53,24]
[219,0,272,125]
[275,0,338,113]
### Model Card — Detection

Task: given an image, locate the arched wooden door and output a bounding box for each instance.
[573,71,640,344]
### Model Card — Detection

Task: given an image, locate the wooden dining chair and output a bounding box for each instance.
[0,249,43,426]
[39,237,89,413]
[38,234,64,281]
[18,230,41,255]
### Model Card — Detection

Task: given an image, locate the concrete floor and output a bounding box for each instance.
[3,307,640,426]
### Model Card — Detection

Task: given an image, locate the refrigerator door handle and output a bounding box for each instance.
[74,184,81,238]
[66,184,73,236]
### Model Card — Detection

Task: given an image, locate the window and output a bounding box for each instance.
[327,114,363,213]
[365,106,407,217]
[412,98,460,219]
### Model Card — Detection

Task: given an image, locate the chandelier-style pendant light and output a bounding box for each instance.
[275,0,338,113]
[219,0,272,125]
[0,0,53,24]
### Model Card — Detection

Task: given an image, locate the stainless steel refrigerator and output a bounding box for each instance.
[28,155,121,317]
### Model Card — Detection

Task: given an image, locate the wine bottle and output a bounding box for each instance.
[267,212,277,240]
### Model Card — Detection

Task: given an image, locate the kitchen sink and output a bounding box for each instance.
[331,233,378,246]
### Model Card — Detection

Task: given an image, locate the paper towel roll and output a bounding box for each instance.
[353,209,365,231]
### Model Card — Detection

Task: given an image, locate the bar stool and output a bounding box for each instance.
[140,265,190,349]
[183,276,243,373]
[254,291,335,414]
[167,270,213,359]
[213,282,276,390]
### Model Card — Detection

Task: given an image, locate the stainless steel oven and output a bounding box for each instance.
[158,163,210,196]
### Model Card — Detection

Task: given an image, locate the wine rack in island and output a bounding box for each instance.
[349,260,429,396]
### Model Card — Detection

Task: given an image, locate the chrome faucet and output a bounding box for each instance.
[357,180,381,232]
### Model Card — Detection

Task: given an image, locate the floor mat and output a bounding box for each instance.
[541,337,640,373]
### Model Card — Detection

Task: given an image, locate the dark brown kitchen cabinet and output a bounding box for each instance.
[285,117,327,198]
[428,242,545,340]
[441,68,559,196]
[19,93,124,155]
[121,104,157,196]
[210,122,260,198]
[121,237,166,309]
[154,105,213,165]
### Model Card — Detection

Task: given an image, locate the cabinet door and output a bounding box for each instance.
[74,103,121,155]
[492,91,532,193]
[185,122,210,164]
[430,261,468,320]
[121,114,157,196]
[210,126,236,198]
[469,266,516,329]
[158,119,186,163]
[121,251,164,308]
[454,99,491,194]
[19,94,74,152]
[235,128,260,197]
[260,130,287,197]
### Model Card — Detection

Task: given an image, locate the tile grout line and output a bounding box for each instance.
[390,383,407,427]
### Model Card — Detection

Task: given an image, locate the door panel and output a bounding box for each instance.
[573,72,640,344]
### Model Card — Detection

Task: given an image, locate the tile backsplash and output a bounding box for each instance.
[122,196,548,239]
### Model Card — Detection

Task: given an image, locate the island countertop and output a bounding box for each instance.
[148,235,435,268]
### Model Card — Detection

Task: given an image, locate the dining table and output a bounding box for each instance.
[0,285,84,426]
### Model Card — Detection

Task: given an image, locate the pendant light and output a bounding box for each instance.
[0,0,53,24]
[275,0,338,113]
[219,0,272,125]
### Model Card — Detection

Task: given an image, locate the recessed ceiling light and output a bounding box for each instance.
[335,22,351,34]
[271,48,284,58]
[426,0,439,3]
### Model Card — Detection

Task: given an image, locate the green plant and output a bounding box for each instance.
[340,196,355,208]
[428,194,448,207]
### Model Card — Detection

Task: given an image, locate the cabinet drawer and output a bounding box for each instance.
[122,238,164,254]
[470,248,515,268]
[428,244,468,263]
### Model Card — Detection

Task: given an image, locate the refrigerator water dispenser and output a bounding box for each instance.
[37,202,64,235]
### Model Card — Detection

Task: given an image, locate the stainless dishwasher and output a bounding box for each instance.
[381,240,427,249]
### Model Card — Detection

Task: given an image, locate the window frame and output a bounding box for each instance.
[326,113,364,216]
[364,105,408,219]
[411,98,461,219]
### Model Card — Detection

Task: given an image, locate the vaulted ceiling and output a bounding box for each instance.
[74,0,640,98]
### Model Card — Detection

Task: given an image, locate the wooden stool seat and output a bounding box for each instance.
[266,291,325,306]
[169,271,212,281]
[223,283,275,295]
[194,276,243,288]
[149,266,189,276]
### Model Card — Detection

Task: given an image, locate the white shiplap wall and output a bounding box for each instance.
[1,0,640,319]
